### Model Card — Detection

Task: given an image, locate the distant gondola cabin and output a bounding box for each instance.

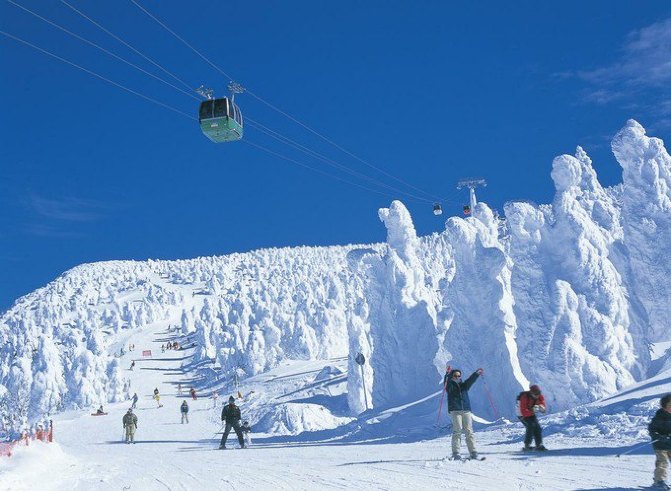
[198,97,243,143]
[463,205,471,215]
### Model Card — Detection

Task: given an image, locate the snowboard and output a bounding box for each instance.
[91,412,108,416]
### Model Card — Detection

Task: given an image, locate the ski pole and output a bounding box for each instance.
[212,424,224,440]
[436,381,447,425]
[480,374,500,420]
[617,439,658,458]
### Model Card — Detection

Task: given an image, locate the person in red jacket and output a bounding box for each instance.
[519,384,547,451]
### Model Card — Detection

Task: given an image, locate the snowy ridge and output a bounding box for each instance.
[3,120,671,437]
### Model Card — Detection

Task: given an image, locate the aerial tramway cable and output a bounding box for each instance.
[4,1,453,208]
[127,0,444,204]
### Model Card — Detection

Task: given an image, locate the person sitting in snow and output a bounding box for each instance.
[519,384,547,451]
[649,394,671,489]
[96,405,105,415]
[219,396,245,449]
[444,366,484,460]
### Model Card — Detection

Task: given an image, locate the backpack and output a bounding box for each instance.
[515,391,526,419]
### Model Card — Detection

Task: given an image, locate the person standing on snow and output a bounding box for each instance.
[444,366,484,460]
[123,408,138,444]
[181,400,189,424]
[519,384,547,451]
[219,396,245,449]
[211,390,219,408]
[649,394,671,489]
[131,392,138,409]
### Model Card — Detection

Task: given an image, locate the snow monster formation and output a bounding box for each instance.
[5,119,671,432]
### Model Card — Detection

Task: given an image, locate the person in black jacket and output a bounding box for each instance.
[444,366,484,459]
[649,394,671,488]
[219,396,245,449]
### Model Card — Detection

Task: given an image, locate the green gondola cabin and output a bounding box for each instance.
[463,205,471,215]
[198,97,243,143]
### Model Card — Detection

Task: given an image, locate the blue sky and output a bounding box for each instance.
[2,1,671,309]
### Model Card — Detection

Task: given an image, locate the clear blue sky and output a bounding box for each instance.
[2,1,670,309]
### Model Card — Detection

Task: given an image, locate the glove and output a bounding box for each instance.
[476,368,484,375]
[532,405,546,413]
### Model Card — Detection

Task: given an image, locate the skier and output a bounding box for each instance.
[444,366,484,460]
[122,408,138,444]
[131,392,138,409]
[649,394,671,489]
[518,384,547,451]
[219,396,245,449]
[240,420,252,447]
[161,344,165,353]
[190,387,197,400]
[181,400,189,424]
[153,388,163,408]
[212,390,219,408]
[178,383,182,396]
[130,360,135,371]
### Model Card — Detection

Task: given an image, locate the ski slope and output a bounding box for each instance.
[0,315,661,490]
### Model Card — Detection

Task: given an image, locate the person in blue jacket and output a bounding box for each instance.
[444,366,484,459]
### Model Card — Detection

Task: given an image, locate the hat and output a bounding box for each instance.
[529,384,541,395]
[661,394,671,408]
[228,396,235,403]
[127,408,133,413]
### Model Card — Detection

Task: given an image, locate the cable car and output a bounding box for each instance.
[463,205,471,215]
[433,203,443,216]
[197,83,244,143]
[198,97,243,143]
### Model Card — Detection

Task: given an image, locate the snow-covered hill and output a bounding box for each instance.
[2,119,671,442]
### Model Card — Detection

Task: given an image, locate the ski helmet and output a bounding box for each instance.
[661,394,671,408]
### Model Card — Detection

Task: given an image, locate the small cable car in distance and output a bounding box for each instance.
[463,204,471,215]
[433,203,443,216]
[196,83,244,143]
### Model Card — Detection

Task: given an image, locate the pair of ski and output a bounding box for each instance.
[448,455,486,462]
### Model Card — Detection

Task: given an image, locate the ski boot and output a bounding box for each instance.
[522,444,534,452]
[653,481,671,490]
[535,445,548,451]
[451,452,461,461]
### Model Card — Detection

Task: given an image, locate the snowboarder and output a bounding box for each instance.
[444,366,484,460]
[190,387,197,400]
[130,360,135,371]
[131,392,138,409]
[181,400,189,424]
[212,390,219,408]
[518,384,547,451]
[178,383,182,396]
[219,396,245,449]
[123,408,137,444]
[649,394,671,489]
[96,405,105,415]
[161,344,165,353]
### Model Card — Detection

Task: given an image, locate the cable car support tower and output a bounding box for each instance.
[457,178,487,216]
